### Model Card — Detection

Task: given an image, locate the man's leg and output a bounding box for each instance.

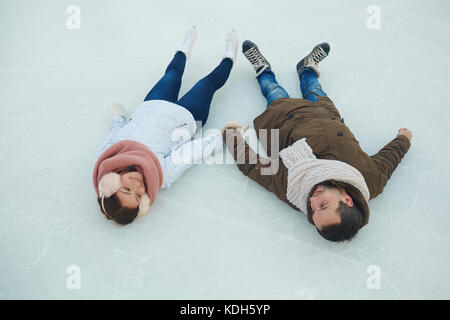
[257,69,290,107]
[241,40,289,107]
[296,42,330,102]
[144,51,186,102]
[177,58,233,127]
[299,67,327,103]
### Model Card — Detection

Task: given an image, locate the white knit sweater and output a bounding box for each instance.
[279,138,370,213]
[96,100,223,189]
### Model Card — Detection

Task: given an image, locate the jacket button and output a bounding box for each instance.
[337,132,344,136]
[288,114,294,119]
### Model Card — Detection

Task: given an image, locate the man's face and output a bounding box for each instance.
[115,171,146,209]
[309,185,353,230]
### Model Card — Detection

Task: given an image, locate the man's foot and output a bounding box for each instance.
[178,26,197,59]
[242,40,271,77]
[223,29,238,63]
[296,43,330,77]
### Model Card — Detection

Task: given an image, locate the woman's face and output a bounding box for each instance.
[115,171,146,209]
[309,185,353,230]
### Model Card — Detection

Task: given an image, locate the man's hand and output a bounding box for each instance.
[397,128,412,142]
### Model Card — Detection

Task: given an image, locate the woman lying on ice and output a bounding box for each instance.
[93,27,238,225]
[222,41,412,242]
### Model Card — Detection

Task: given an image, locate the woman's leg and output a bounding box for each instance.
[144,51,186,102]
[299,67,327,102]
[176,58,233,126]
[257,69,290,107]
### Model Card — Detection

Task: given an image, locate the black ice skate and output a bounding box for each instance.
[242,40,271,77]
[296,43,330,77]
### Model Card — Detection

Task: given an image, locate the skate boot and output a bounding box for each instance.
[296,42,330,77]
[242,40,271,77]
[223,29,238,63]
[178,26,197,59]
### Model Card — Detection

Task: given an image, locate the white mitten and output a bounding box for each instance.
[110,102,126,117]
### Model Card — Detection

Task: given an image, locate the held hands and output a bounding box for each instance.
[221,121,250,136]
[397,128,413,142]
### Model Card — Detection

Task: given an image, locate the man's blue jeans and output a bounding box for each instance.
[257,67,327,106]
[145,51,233,126]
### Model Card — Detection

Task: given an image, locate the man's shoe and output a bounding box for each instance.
[296,42,330,77]
[242,40,271,77]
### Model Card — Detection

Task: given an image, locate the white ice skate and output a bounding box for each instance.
[178,26,198,60]
[223,29,238,63]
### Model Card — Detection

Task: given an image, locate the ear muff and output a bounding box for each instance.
[137,193,151,216]
[99,171,151,218]
[98,172,121,197]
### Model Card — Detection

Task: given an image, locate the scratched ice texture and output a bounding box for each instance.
[0,0,449,299]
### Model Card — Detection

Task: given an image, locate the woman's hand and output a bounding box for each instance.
[110,102,126,117]
[397,128,412,142]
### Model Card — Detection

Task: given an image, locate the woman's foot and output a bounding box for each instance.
[242,40,271,77]
[223,29,238,63]
[178,26,197,59]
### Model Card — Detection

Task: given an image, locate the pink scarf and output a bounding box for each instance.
[93,140,163,205]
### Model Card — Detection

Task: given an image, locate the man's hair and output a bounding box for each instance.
[317,201,364,242]
[306,180,366,242]
[97,194,138,225]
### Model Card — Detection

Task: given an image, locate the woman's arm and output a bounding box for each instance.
[160,132,224,189]
[95,103,128,158]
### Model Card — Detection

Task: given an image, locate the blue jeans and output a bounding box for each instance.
[257,67,327,106]
[145,51,233,126]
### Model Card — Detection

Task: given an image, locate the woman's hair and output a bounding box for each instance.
[306,180,367,242]
[97,194,139,225]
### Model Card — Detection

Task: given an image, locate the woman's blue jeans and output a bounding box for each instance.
[257,67,327,106]
[145,51,233,126]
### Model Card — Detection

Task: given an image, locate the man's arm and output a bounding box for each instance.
[369,132,411,198]
[223,128,279,193]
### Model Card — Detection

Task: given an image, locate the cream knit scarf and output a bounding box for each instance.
[278,138,370,214]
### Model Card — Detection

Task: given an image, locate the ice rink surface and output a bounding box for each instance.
[0,0,449,299]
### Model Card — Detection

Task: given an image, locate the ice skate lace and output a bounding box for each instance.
[244,46,267,68]
[307,46,327,65]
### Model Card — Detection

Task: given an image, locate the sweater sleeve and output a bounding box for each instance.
[95,114,128,159]
[223,129,279,193]
[160,132,224,189]
[369,135,411,198]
